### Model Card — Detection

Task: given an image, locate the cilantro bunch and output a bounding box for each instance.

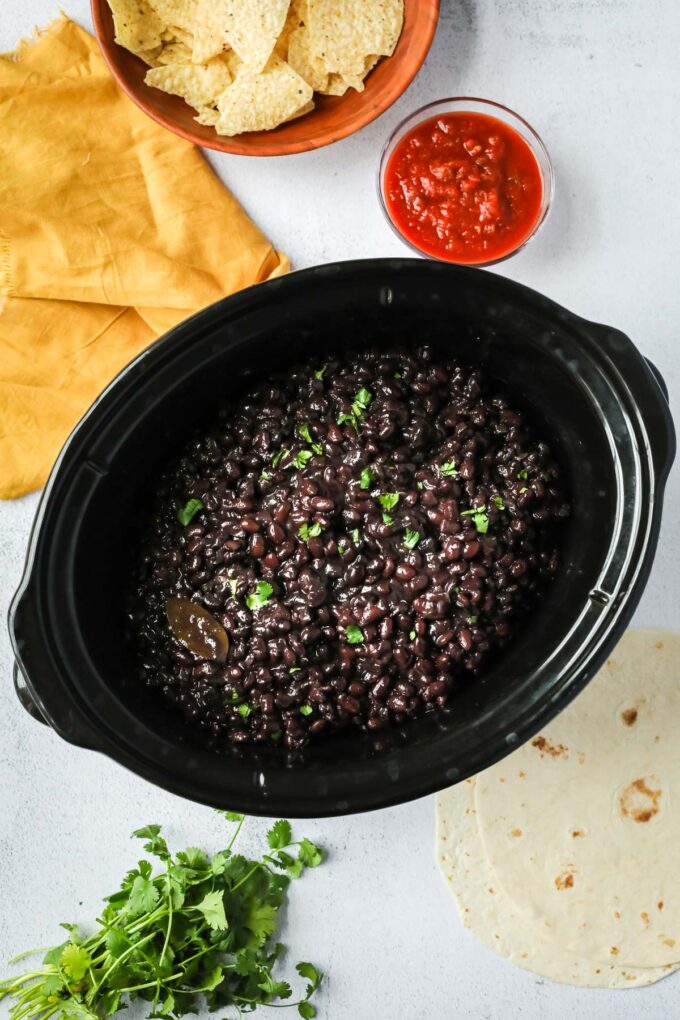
[0,815,323,1020]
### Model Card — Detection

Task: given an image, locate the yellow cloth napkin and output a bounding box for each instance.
[0,16,289,499]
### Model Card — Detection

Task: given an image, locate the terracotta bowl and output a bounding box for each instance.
[91,0,440,156]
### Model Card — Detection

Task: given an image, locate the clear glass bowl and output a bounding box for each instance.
[378,97,554,267]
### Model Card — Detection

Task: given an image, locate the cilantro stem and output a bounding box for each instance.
[115,972,183,994]
[227,815,245,852]
[88,931,157,998]
[7,951,52,966]
[230,863,260,893]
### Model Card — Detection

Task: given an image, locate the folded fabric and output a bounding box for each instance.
[0,16,289,499]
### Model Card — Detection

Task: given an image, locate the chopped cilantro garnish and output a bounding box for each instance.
[299,705,313,717]
[237,703,253,719]
[245,580,274,611]
[338,543,347,556]
[353,388,372,412]
[382,513,393,525]
[409,630,416,641]
[379,492,400,512]
[299,423,313,444]
[469,615,478,625]
[338,388,373,433]
[259,470,271,482]
[493,495,506,510]
[311,443,323,455]
[299,521,323,542]
[416,480,424,490]
[289,667,301,674]
[351,529,360,545]
[360,467,375,490]
[272,448,289,469]
[461,507,490,533]
[404,529,421,550]
[520,486,529,494]
[517,469,529,479]
[394,372,402,379]
[227,578,239,599]
[177,498,203,526]
[345,625,364,645]
[291,449,313,470]
[439,462,459,478]
[314,367,326,380]
[230,691,242,703]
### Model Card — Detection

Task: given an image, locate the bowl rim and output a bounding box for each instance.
[8,260,676,817]
[90,0,441,156]
[377,96,555,266]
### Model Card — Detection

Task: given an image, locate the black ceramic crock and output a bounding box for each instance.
[8,260,675,817]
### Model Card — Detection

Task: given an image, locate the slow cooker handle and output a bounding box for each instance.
[11,658,97,752]
[644,357,669,403]
[13,662,48,726]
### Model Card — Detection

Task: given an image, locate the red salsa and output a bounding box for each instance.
[383,111,545,264]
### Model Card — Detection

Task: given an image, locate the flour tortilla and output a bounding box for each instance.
[436,780,677,987]
[475,630,680,968]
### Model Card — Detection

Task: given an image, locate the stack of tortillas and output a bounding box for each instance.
[436,630,680,988]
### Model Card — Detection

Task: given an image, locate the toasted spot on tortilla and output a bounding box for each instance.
[619,777,662,823]
[621,707,638,726]
[572,829,586,838]
[663,938,676,948]
[642,912,650,925]
[659,901,665,910]
[509,828,523,838]
[611,947,620,956]
[555,868,575,891]
[532,735,568,758]
[614,911,621,919]
[518,770,526,778]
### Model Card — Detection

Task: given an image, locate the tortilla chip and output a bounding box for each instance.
[194,106,220,126]
[284,98,314,122]
[192,0,231,63]
[147,0,198,34]
[135,45,164,67]
[145,58,232,110]
[156,41,193,65]
[109,0,166,56]
[275,2,305,57]
[307,0,403,76]
[287,25,329,92]
[222,0,292,72]
[161,24,194,47]
[215,55,312,135]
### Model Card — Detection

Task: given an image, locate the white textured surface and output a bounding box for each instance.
[1,1,679,1017]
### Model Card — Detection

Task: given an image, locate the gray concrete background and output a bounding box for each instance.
[1,1,679,1017]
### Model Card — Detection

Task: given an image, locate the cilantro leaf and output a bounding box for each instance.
[299,705,313,717]
[520,486,529,494]
[517,468,529,479]
[314,367,326,381]
[345,625,364,645]
[60,944,92,981]
[439,462,459,478]
[359,467,375,490]
[177,498,203,526]
[404,529,420,550]
[297,840,323,869]
[382,513,393,525]
[132,824,169,862]
[461,507,490,534]
[409,630,416,641]
[493,495,506,510]
[299,522,323,542]
[297,961,322,995]
[238,703,253,719]
[351,529,360,545]
[268,820,293,849]
[353,388,372,412]
[41,975,65,996]
[260,470,271,482]
[272,448,290,469]
[126,876,159,917]
[299,423,313,444]
[227,577,239,598]
[245,902,278,944]
[379,492,400,512]
[195,890,228,931]
[298,1003,316,1019]
[291,449,313,470]
[246,580,274,611]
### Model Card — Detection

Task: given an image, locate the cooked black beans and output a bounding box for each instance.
[130,345,569,752]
